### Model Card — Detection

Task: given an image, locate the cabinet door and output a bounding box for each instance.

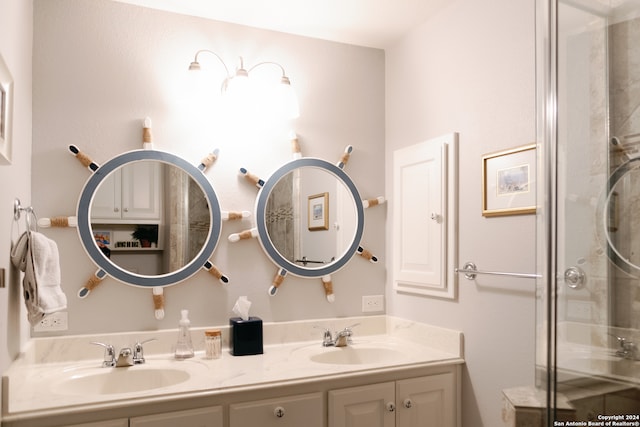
[396,373,456,427]
[329,381,395,427]
[91,170,122,219]
[130,406,223,427]
[230,392,323,427]
[392,133,457,300]
[121,161,161,220]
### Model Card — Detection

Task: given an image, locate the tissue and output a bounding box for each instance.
[230,296,263,356]
[232,296,252,321]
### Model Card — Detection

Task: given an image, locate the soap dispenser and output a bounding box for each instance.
[175,309,194,359]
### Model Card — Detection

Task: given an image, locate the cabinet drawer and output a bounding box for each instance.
[130,406,223,427]
[65,421,128,427]
[230,392,323,427]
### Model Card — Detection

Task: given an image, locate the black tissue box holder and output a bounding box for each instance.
[230,317,263,356]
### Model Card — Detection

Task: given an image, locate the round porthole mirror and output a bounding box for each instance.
[599,156,640,275]
[76,150,222,287]
[255,157,365,278]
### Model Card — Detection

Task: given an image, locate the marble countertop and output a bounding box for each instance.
[2,316,464,421]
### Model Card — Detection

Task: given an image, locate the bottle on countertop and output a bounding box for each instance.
[174,309,194,360]
[204,329,222,359]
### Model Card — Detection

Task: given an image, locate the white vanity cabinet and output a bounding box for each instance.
[328,371,457,427]
[91,161,162,221]
[129,406,223,427]
[230,392,323,427]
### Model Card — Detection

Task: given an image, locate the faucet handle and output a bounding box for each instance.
[133,338,157,364]
[90,341,116,367]
[322,329,334,347]
[344,323,360,332]
[342,323,360,343]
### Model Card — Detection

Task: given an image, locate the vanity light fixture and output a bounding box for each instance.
[188,50,300,119]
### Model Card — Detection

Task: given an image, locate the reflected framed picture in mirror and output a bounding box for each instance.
[308,192,329,231]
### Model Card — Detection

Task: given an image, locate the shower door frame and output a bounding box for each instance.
[536,0,560,423]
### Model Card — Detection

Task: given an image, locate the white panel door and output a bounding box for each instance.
[396,373,456,427]
[329,381,396,427]
[392,133,458,299]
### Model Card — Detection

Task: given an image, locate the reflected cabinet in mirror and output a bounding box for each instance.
[89,160,211,277]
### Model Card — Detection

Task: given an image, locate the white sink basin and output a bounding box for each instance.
[51,367,191,395]
[309,347,407,365]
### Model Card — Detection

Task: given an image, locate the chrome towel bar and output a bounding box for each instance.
[455,262,540,280]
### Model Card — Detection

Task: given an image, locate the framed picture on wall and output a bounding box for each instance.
[308,192,329,231]
[482,143,536,217]
[0,53,14,165]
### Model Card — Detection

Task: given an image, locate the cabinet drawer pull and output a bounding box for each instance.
[403,398,413,409]
[123,207,129,212]
[386,402,396,412]
[114,208,119,212]
[274,406,285,418]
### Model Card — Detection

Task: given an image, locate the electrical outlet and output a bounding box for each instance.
[33,312,68,332]
[362,295,384,313]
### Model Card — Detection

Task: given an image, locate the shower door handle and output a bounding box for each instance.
[564,266,586,289]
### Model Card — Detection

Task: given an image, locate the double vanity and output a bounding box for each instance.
[2,316,464,427]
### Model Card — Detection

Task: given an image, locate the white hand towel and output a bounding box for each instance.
[11,231,68,326]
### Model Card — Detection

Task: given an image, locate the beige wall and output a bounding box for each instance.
[0,0,34,417]
[32,0,386,335]
[385,0,537,426]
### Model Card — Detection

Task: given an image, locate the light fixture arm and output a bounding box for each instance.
[189,49,231,77]
[248,61,287,77]
[248,61,292,85]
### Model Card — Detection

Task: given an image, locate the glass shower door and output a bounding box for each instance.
[538,0,640,423]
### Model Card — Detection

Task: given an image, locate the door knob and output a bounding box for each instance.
[564,266,586,289]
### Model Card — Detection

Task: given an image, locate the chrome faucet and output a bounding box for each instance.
[91,338,157,367]
[116,347,133,367]
[322,324,359,347]
[612,335,638,360]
